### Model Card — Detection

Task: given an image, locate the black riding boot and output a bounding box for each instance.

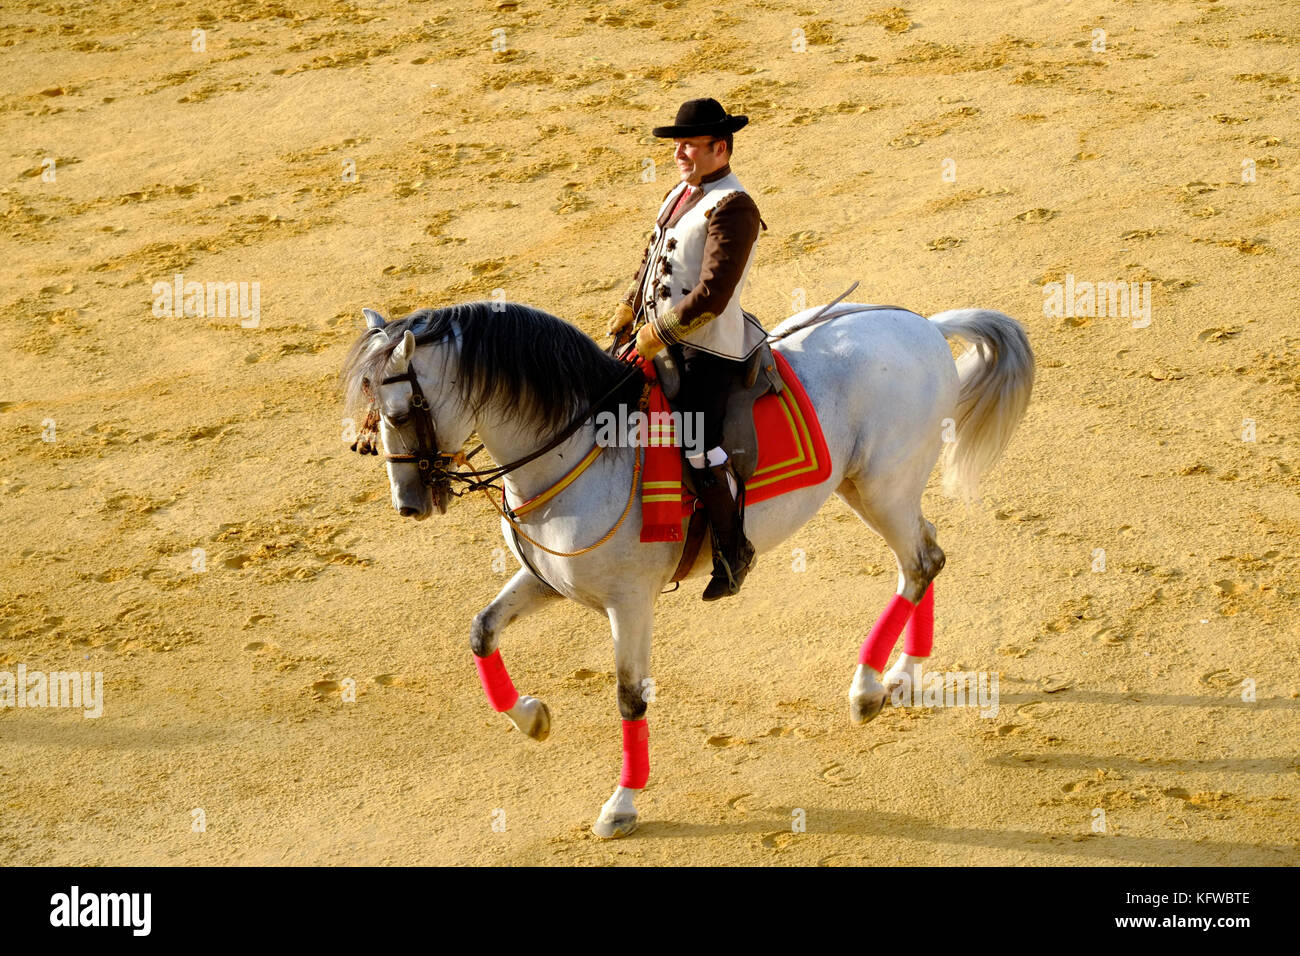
[694,460,756,601]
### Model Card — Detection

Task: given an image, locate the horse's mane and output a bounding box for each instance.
[340,301,638,434]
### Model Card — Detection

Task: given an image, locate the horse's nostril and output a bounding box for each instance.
[398,506,418,517]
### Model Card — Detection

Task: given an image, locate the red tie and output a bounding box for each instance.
[670,185,696,219]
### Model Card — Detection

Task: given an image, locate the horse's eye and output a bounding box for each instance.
[386,412,410,426]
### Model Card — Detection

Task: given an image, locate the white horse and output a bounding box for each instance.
[340,300,1034,838]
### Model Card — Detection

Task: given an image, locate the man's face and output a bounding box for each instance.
[673,136,727,184]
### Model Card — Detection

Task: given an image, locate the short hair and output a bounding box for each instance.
[712,133,734,155]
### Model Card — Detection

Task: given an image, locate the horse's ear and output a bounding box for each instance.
[393,329,417,367]
[363,308,386,329]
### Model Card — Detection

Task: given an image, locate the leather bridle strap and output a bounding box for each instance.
[378,368,457,482]
[379,359,646,495]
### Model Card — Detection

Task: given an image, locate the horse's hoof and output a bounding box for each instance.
[848,664,887,725]
[849,692,885,725]
[883,670,914,700]
[508,696,551,741]
[527,699,551,741]
[592,813,638,839]
[883,655,925,699]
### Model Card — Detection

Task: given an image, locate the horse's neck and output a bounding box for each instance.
[476,411,597,505]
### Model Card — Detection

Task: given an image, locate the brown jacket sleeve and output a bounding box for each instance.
[655,191,762,343]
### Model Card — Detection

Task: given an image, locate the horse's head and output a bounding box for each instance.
[350,308,475,521]
[344,299,635,523]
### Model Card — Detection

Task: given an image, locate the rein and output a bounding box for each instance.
[484,435,644,557]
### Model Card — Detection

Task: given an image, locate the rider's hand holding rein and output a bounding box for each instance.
[606,301,635,339]
[635,320,667,360]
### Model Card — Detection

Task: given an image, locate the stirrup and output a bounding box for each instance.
[702,541,755,600]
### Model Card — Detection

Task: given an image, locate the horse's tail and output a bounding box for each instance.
[928,309,1035,500]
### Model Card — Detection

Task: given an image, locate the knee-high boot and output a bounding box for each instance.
[693,460,756,601]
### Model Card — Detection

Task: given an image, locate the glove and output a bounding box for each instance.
[636,321,666,360]
[606,302,635,338]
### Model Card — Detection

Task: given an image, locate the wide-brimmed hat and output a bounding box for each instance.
[651,98,748,138]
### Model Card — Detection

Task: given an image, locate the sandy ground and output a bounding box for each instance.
[1,0,1297,866]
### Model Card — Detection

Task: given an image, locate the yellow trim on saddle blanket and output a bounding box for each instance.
[745,386,821,492]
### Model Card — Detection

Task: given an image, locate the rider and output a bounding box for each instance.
[607,98,768,601]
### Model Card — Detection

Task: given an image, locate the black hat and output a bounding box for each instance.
[652,98,748,138]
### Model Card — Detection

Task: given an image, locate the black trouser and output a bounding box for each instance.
[669,344,745,453]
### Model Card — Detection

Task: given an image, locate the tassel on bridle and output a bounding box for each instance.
[351,404,381,455]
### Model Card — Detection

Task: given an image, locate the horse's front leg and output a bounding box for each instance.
[470,568,561,740]
[592,602,654,839]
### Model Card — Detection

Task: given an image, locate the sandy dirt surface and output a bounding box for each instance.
[1,0,1297,865]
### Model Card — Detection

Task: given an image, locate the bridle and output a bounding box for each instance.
[351,327,650,564]
[367,366,461,491]
[351,327,647,504]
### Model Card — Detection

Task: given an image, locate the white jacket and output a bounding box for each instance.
[638,171,766,360]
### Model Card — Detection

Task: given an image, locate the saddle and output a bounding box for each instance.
[637,327,831,583]
[652,316,785,494]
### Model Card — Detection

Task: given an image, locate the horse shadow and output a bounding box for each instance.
[634,806,1299,864]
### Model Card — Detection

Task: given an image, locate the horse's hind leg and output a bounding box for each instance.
[470,568,561,740]
[882,518,942,698]
[835,478,945,724]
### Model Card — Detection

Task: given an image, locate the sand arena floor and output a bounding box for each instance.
[1,0,1297,864]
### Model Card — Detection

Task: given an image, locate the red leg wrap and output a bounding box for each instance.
[858,593,917,673]
[903,581,934,657]
[474,649,519,712]
[620,718,650,789]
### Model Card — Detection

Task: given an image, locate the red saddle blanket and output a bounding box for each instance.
[640,350,831,542]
